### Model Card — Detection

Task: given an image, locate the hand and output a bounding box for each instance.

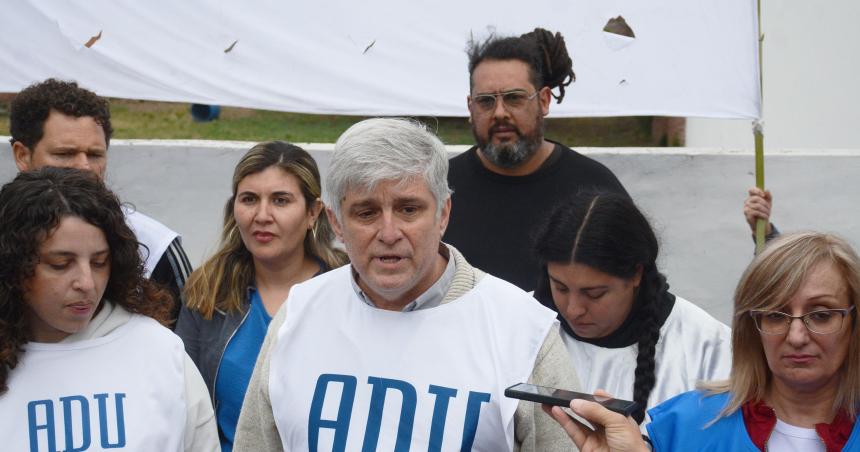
[542,390,649,452]
[743,187,773,235]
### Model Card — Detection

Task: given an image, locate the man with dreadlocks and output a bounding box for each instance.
[445,28,629,292]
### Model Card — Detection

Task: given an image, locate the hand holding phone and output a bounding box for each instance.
[504,383,639,417]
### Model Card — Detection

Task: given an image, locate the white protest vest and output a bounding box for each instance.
[125,209,179,277]
[0,315,187,452]
[269,266,557,452]
[561,296,732,429]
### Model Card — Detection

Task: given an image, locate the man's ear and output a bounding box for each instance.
[326,207,344,241]
[438,196,452,236]
[539,86,551,116]
[12,141,34,172]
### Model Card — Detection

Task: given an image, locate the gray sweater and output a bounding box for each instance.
[233,245,580,451]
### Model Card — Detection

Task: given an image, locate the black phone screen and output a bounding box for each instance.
[504,383,639,416]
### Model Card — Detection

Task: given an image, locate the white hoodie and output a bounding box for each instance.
[59,301,219,452]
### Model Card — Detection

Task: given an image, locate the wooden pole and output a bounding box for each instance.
[754,0,766,254]
[755,122,765,253]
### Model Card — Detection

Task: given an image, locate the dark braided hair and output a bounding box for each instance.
[9,78,113,149]
[0,167,173,394]
[467,27,575,103]
[629,264,668,423]
[533,192,672,424]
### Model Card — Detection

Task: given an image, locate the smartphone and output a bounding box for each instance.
[504,383,639,417]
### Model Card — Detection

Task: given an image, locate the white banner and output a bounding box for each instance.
[0,0,760,119]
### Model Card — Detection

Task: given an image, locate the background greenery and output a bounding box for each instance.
[1,98,661,146]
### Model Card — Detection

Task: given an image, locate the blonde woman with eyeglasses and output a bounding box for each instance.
[544,232,860,451]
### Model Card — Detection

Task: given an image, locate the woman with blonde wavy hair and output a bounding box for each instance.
[176,141,347,452]
[544,231,860,451]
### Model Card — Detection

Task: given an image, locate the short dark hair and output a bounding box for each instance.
[0,167,172,394]
[9,78,113,148]
[532,192,669,424]
[467,28,575,103]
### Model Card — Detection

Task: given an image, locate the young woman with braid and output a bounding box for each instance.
[532,192,731,426]
[175,142,347,452]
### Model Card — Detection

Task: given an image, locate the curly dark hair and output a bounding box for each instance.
[0,167,173,394]
[467,27,575,103]
[532,192,674,424]
[9,78,113,149]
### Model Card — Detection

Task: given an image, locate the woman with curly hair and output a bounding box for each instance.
[176,141,347,452]
[532,192,732,426]
[0,167,217,451]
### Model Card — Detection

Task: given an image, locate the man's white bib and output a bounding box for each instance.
[0,315,187,452]
[125,209,179,277]
[269,266,557,452]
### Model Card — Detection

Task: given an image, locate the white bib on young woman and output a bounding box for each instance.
[0,315,187,452]
[561,296,731,428]
[269,266,556,452]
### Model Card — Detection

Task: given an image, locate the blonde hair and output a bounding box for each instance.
[184,141,347,318]
[703,232,860,420]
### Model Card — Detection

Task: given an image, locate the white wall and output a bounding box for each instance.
[3,140,860,325]
[686,1,860,149]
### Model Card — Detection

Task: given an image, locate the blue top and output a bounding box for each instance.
[215,288,273,452]
[646,390,860,451]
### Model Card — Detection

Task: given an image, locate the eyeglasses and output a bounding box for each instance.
[471,90,539,112]
[750,306,855,335]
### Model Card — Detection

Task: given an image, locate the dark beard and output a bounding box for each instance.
[473,119,544,169]
[481,139,539,168]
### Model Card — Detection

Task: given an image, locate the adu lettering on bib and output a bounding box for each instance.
[0,316,187,452]
[267,267,557,451]
[27,393,127,451]
[309,374,491,451]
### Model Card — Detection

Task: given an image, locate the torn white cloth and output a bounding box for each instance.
[0,0,760,119]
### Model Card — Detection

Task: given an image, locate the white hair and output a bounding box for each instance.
[324,118,452,222]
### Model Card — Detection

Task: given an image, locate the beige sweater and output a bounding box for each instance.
[233,245,580,451]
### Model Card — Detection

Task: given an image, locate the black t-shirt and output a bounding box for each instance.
[444,141,628,291]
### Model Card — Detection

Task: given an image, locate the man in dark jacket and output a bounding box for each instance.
[445,29,628,291]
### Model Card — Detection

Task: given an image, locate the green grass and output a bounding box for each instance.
[1,98,659,146]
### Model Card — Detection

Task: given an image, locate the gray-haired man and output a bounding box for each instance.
[234,118,580,451]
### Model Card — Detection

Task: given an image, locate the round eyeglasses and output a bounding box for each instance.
[471,90,539,112]
[749,305,855,335]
